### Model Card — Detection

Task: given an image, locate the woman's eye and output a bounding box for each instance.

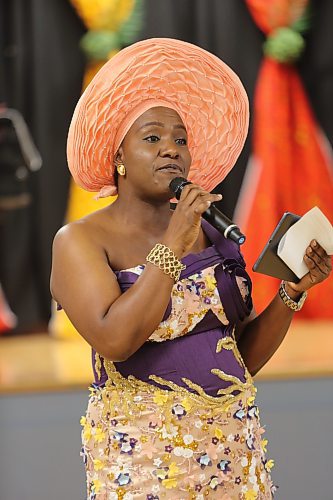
[144,135,160,142]
[176,138,187,145]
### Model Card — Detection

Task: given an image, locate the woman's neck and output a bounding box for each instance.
[109,194,173,234]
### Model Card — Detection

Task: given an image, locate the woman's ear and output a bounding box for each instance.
[114,147,124,165]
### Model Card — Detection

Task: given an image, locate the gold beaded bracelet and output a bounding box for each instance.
[146,243,186,282]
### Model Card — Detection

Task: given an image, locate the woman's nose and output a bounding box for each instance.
[159,140,179,158]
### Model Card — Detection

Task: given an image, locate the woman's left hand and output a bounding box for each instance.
[287,240,332,294]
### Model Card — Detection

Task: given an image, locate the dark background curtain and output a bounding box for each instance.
[0,0,332,332]
[0,0,85,332]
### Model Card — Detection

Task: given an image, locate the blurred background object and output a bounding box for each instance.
[235,0,333,318]
[0,284,16,333]
[0,106,42,209]
[0,105,42,334]
[0,0,86,333]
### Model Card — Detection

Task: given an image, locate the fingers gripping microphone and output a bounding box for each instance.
[169,177,246,245]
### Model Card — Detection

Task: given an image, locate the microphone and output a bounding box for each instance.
[169,177,246,245]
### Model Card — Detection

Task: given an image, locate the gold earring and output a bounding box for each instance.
[117,164,126,176]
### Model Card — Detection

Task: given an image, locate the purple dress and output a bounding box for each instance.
[80,220,275,499]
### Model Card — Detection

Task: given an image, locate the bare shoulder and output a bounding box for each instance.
[53,217,97,254]
[50,210,119,304]
[52,207,116,258]
[50,210,124,353]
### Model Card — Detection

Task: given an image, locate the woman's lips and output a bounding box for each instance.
[157,164,183,174]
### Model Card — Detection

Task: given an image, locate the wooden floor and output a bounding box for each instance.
[0,321,332,394]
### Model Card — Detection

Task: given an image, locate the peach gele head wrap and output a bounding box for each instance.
[67,38,249,198]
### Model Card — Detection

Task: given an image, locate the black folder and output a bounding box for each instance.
[252,212,301,282]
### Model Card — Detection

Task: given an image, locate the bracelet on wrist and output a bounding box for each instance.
[146,243,186,282]
[279,280,307,312]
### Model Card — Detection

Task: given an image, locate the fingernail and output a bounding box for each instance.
[307,248,312,254]
[312,240,317,247]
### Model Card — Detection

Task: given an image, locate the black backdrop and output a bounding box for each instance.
[0,0,332,332]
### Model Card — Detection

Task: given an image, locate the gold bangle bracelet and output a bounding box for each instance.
[146,243,186,282]
[279,281,307,312]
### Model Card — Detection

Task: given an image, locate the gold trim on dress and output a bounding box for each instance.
[94,352,102,380]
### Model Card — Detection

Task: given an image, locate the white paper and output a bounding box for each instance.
[277,206,333,279]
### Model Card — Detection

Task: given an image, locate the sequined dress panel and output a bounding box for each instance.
[80,221,275,499]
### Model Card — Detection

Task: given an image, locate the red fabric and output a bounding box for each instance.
[246,0,308,33]
[239,0,333,318]
[0,285,16,334]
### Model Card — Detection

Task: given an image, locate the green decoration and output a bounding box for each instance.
[263,4,312,64]
[119,0,144,45]
[80,30,120,61]
[291,4,312,34]
[80,0,145,62]
[264,27,305,63]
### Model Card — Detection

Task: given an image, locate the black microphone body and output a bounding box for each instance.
[169,177,246,246]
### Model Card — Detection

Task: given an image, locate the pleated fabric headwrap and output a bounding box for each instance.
[67,38,249,198]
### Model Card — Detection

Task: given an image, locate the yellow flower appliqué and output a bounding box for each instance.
[214,427,224,440]
[244,489,258,500]
[93,459,105,471]
[94,426,106,443]
[162,477,178,489]
[168,462,180,478]
[153,391,169,406]
[205,274,217,291]
[265,459,275,472]
[83,423,92,442]
[181,397,193,412]
[247,396,256,406]
[92,479,102,493]
[261,439,268,453]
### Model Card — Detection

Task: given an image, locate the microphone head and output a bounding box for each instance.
[169,177,191,200]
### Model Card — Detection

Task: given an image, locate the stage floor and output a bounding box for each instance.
[0,321,332,394]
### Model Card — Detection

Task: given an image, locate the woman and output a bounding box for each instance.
[51,39,331,499]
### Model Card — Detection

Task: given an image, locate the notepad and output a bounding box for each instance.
[277,206,333,279]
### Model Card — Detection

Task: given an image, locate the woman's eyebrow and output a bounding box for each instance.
[139,121,187,131]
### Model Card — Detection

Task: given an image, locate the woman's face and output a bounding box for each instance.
[116,106,191,200]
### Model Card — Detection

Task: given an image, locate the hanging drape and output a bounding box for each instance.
[235,0,333,318]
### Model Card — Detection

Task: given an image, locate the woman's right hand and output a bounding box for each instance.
[162,183,222,257]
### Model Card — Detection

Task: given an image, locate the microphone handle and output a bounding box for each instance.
[203,205,246,245]
[168,177,246,245]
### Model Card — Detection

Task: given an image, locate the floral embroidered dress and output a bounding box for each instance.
[80,220,275,500]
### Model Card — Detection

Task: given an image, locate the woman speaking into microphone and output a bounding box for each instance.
[51,38,331,498]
